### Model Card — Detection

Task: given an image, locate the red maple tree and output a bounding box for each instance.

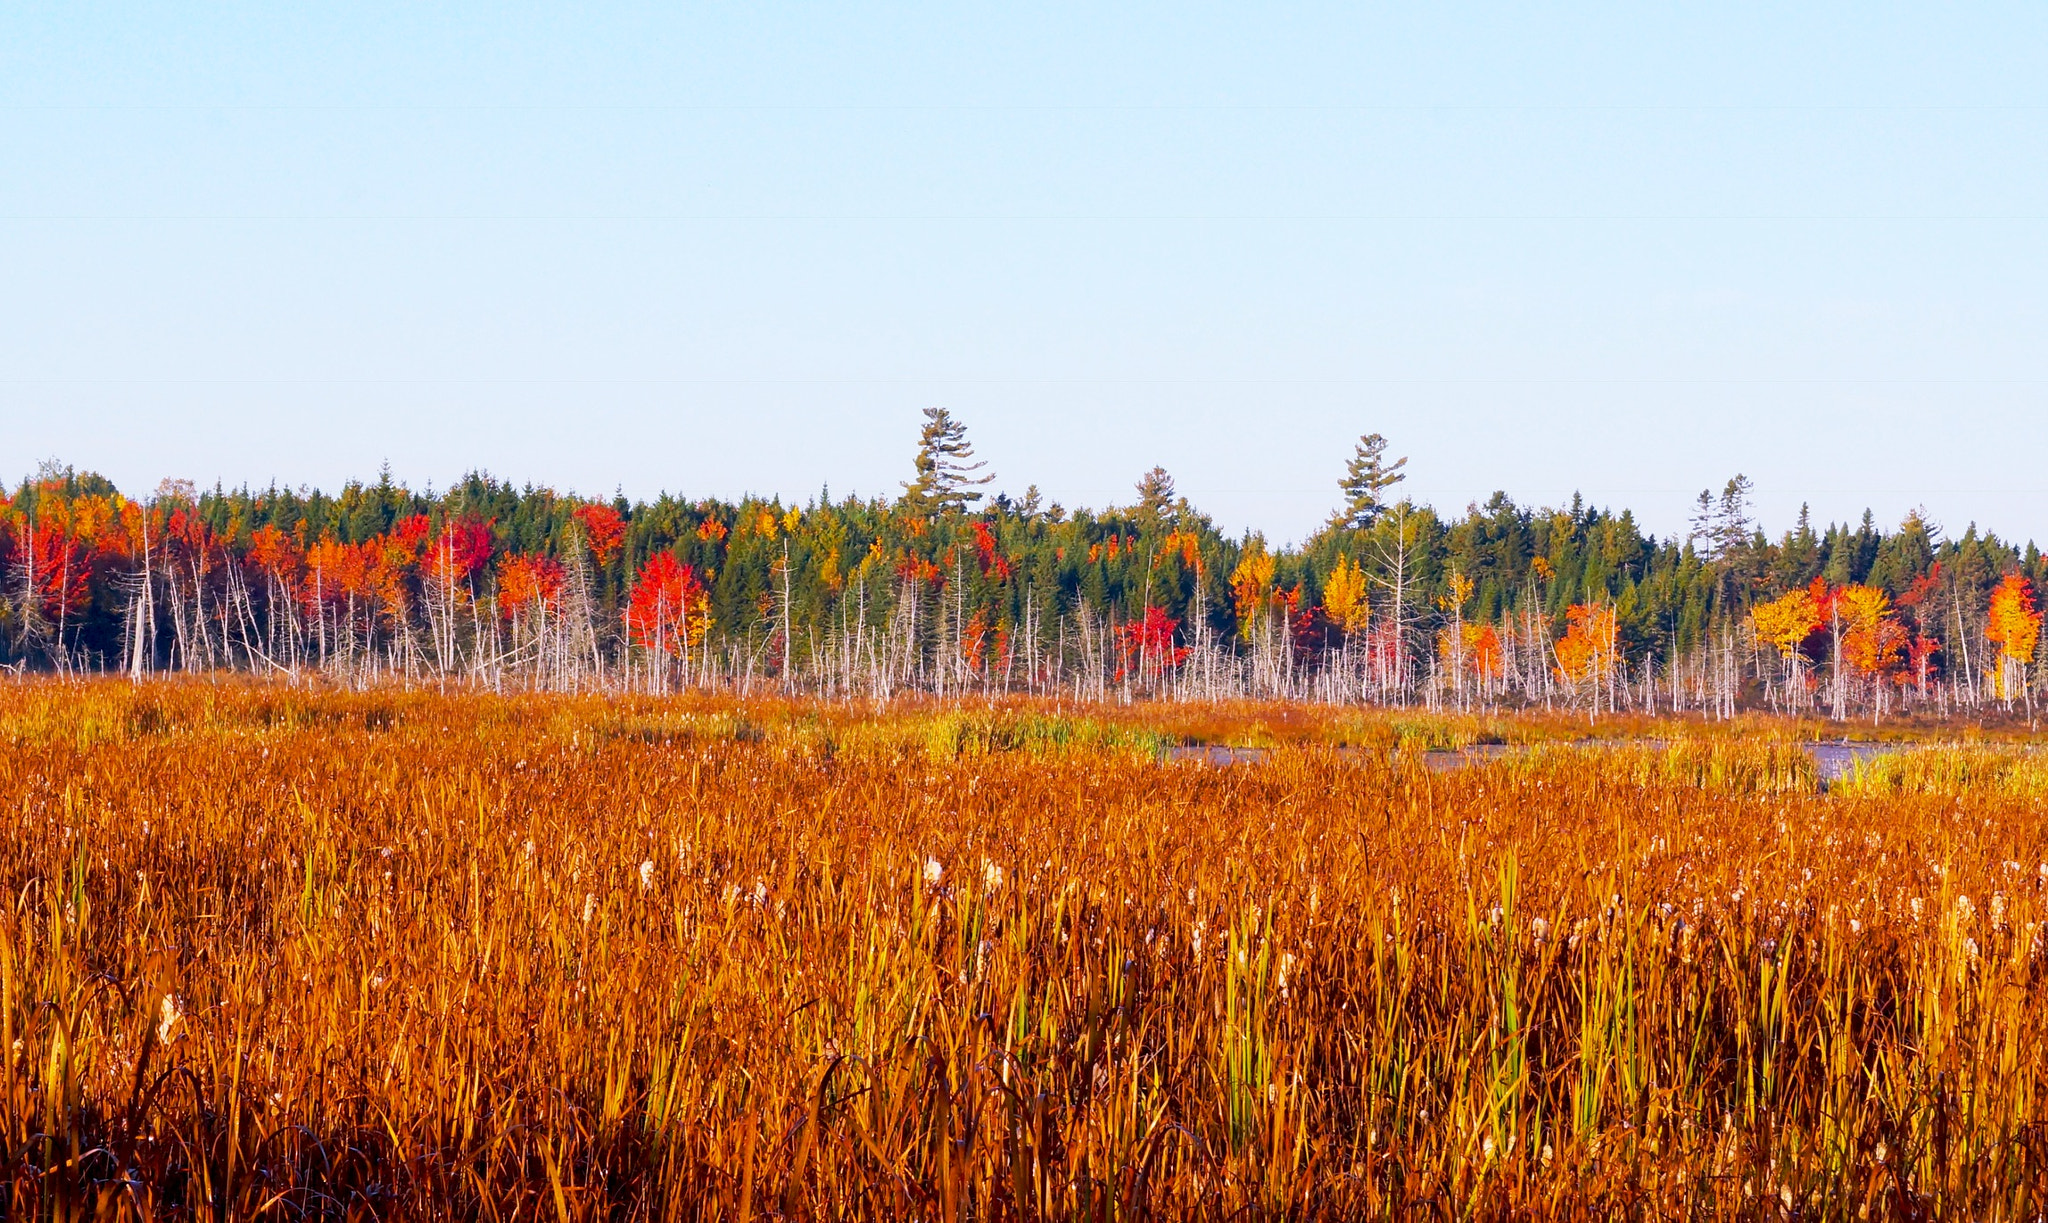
[574,505,627,566]
[626,552,711,655]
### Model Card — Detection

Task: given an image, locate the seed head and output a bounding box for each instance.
[157,995,184,1045]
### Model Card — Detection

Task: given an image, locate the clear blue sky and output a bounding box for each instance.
[4,4,2045,546]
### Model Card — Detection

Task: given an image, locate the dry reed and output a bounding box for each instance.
[3,681,2045,1219]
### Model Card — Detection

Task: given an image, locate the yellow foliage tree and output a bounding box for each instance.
[1230,544,1276,640]
[1750,581,1827,709]
[1321,554,1371,636]
[1438,571,1474,614]
[1837,584,1904,681]
[1750,586,1822,661]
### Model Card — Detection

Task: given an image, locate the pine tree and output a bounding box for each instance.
[900,408,994,515]
[1714,475,1754,561]
[1332,434,1408,529]
[1134,467,1179,524]
[1688,490,1717,557]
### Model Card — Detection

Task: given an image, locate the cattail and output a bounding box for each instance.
[157,995,184,1045]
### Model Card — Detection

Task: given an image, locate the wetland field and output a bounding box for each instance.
[4,682,2047,1219]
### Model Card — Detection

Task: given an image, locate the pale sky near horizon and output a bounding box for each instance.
[4,4,2045,548]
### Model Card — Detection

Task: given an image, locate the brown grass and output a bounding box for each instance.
[3,680,2046,1219]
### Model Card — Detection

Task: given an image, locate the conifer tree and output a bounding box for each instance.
[900,408,994,514]
[1332,434,1407,529]
[1134,467,1179,525]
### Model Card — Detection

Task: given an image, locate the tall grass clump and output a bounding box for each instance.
[1830,744,2048,800]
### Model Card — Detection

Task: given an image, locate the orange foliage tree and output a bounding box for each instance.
[1439,622,1501,682]
[970,522,1013,582]
[246,524,302,588]
[1986,573,2042,708]
[1554,602,1619,714]
[962,607,992,674]
[1466,624,1503,679]
[496,554,565,623]
[365,514,431,631]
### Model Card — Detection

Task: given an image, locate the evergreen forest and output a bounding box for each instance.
[5,412,2043,719]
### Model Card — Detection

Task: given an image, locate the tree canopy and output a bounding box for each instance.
[2,427,2041,719]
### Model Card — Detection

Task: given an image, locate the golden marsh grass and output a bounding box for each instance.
[3,682,2045,1218]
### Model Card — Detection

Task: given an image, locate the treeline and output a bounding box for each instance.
[2,415,2042,719]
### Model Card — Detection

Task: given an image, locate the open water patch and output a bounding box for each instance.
[1167,744,1272,766]
[1805,741,1909,785]
[1168,736,1928,793]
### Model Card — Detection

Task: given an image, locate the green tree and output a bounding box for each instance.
[1133,466,1181,527]
[1332,433,1408,529]
[900,408,994,515]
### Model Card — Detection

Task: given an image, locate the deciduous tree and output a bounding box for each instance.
[627,552,712,657]
[1230,543,1275,641]
[1555,602,1618,715]
[1987,573,2041,709]
[1320,554,1371,636]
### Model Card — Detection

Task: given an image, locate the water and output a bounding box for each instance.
[1166,744,1271,765]
[1421,744,1515,771]
[1167,738,1914,788]
[1804,741,1906,784]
